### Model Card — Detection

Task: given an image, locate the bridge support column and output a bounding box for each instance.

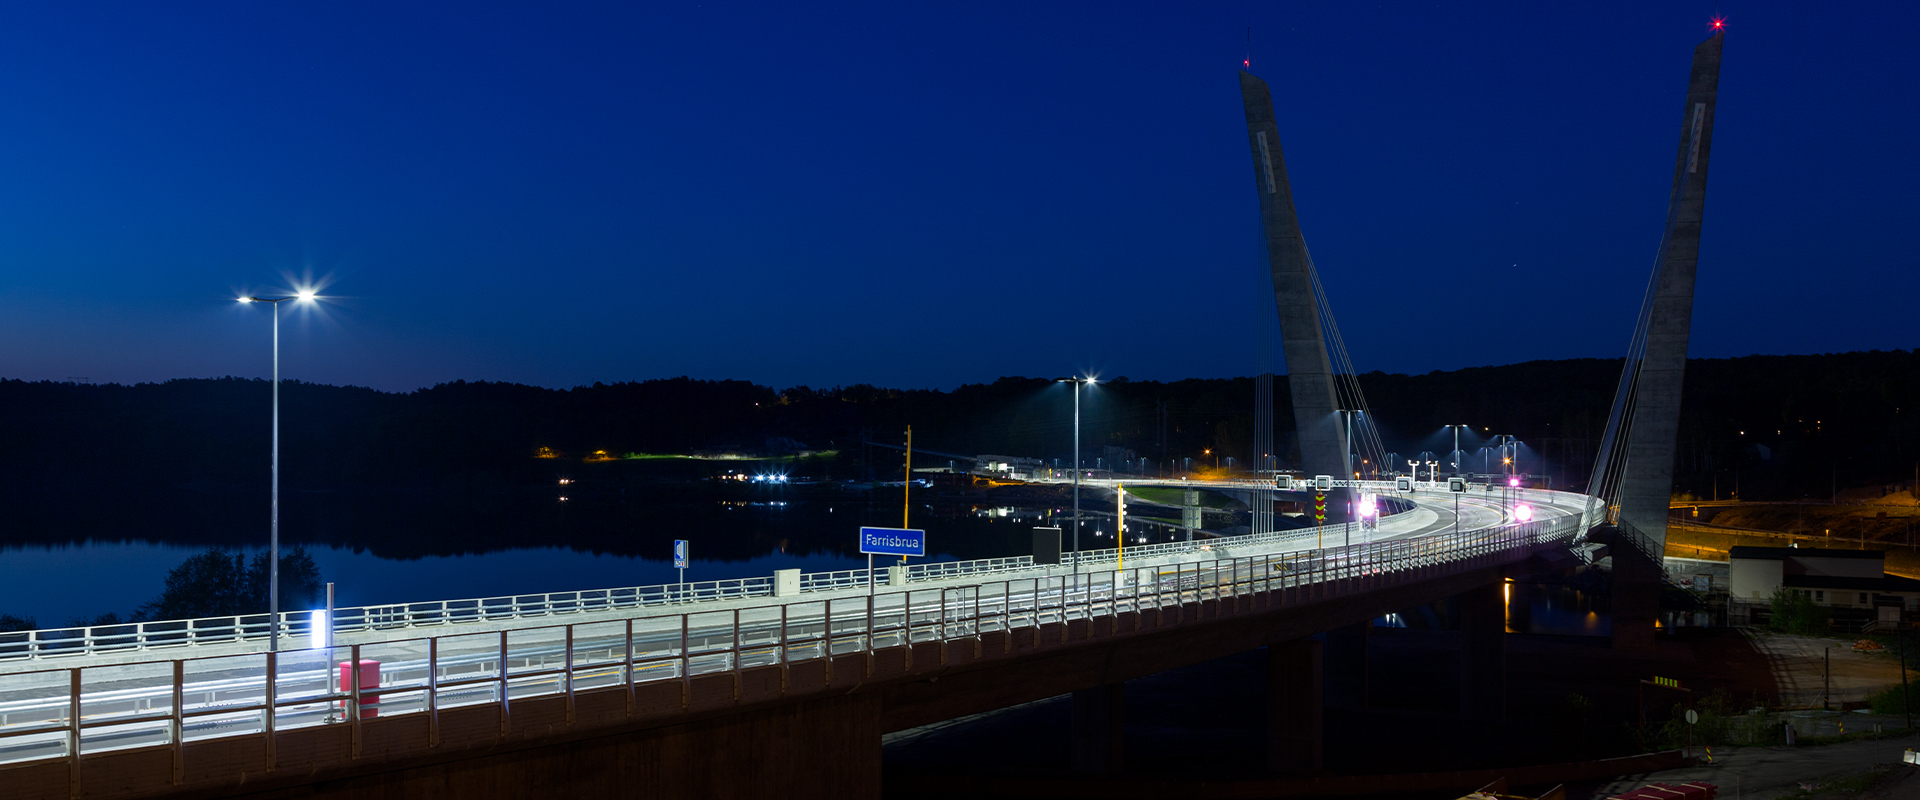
[1071,683,1124,772]
[1610,537,1663,651]
[1458,582,1507,721]
[1266,639,1323,775]
[1323,621,1369,708]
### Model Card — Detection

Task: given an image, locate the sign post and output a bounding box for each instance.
[1032,526,1062,566]
[1314,492,1327,549]
[858,527,925,594]
[673,539,689,600]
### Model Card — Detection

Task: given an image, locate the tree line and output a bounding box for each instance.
[2,350,1915,502]
[0,547,323,632]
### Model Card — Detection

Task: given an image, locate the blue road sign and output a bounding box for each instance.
[673,539,689,569]
[858,527,925,557]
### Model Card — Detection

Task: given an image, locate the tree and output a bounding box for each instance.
[1767,587,1831,636]
[248,547,324,613]
[137,547,323,621]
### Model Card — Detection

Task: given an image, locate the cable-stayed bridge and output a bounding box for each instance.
[0,30,1724,800]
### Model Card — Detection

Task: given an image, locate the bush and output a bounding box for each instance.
[1768,587,1832,635]
[1868,682,1917,716]
[1648,690,1778,749]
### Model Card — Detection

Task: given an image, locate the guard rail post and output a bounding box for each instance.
[623,617,636,717]
[494,633,508,737]
[351,642,366,757]
[429,636,441,747]
[264,649,277,770]
[564,624,575,726]
[678,615,690,707]
[169,659,184,783]
[66,668,79,769]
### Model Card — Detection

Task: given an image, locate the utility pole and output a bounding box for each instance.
[902,425,912,565]
[1900,629,1913,731]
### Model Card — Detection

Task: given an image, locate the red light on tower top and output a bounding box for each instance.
[1711,17,1724,30]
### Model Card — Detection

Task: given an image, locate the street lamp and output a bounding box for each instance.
[238,289,319,651]
[1056,376,1097,570]
[1442,424,1469,478]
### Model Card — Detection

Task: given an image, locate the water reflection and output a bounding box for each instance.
[0,484,1083,626]
[1505,581,1610,636]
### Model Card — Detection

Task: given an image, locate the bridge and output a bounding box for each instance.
[0,28,1724,800]
[0,484,1592,799]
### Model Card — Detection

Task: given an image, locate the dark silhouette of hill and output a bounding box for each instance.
[2,350,1915,509]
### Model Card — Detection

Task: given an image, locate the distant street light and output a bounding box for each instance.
[1442,424,1470,478]
[238,289,320,651]
[1056,376,1097,571]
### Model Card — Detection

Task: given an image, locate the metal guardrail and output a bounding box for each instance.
[0,511,1583,770]
[0,487,1544,662]
[0,576,777,662]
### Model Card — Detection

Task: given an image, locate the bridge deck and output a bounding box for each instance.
[0,485,1595,794]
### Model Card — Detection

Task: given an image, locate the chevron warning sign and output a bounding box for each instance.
[1314,492,1326,523]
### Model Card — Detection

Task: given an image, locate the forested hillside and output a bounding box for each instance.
[3,350,1914,501]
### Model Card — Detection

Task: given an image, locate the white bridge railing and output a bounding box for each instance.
[0,512,1583,769]
[0,497,1432,663]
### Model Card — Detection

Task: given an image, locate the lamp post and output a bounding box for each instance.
[1338,409,1359,547]
[1056,376,1096,571]
[1443,424,1469,478]
[238,289,317,651]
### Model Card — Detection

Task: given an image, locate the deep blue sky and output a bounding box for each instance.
[0,2,1912,392]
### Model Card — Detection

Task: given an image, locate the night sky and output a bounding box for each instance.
[0,2,1912,393]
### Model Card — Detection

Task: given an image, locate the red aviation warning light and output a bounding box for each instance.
[1711,17,1725,32]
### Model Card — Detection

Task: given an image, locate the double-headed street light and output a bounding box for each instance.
[1442,424,1470,478]
[238,289,319,651]
[1055,376,1096,571]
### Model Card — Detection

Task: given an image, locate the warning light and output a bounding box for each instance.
[1243,59,1250,68]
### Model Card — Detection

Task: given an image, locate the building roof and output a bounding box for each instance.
[1727,546,1885,561]
[1782,573,1920,593]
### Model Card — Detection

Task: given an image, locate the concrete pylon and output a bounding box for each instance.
[1240,72,1347,478]
[1616,32,1725,552]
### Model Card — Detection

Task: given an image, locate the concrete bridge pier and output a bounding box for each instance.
[1323,621,1370,708]
[1266,639,1324,775]
[1609,539,1663,651]
[1457,582,1507,721]
[1071,684,1125,772]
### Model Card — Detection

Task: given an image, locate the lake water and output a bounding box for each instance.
[1506,581,1611,636]
[0,540,875,628]
[0,482,1078,628]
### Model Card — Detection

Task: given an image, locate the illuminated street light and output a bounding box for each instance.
[1055,376,1097,571]
[1442,424,1470,478]
[238,289,320,651]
